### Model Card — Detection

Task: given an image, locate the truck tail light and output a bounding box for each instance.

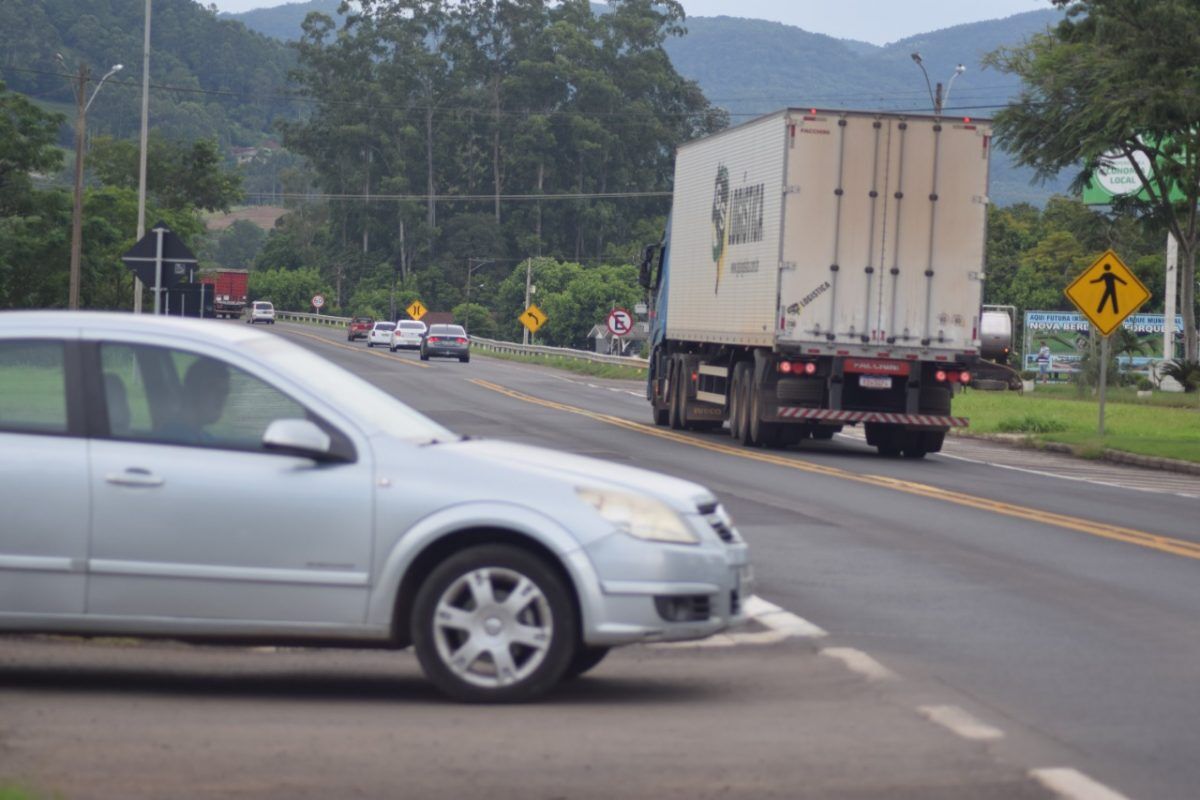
[779,361,793,374]
[958,371,971,383]
[803,361,817,375]
[935,370,948,383]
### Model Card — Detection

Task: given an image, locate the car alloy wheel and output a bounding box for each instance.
[412,544,575,702]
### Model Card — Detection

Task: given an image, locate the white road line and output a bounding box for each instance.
[917,704,1005,741]
[820,647,896,681]
[1030,768,1132,800]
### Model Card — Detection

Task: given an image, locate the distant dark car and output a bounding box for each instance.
[347,316,375,341]
[420,324,470,363]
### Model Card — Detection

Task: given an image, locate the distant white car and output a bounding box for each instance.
[390,320,427,351]
[0,311,753,702]
[246,301,275,325]
[366,321,395,347]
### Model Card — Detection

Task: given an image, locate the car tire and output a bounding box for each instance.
[411,544,577,703]
[420,352,429,361]
[563,645,610,681]
[461,355,470,363]
[368,341,374,348]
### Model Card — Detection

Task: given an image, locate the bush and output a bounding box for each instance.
[997,414,1068,434]
[1136,377,1154,391]
[1020,370,1037,380]
[1161,359,1200,393]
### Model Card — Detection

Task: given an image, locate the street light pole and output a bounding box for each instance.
[910,53,964,115]
[134,0,152,313]
[59,57,122,310]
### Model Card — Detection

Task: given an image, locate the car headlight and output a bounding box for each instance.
[576,488,698,545]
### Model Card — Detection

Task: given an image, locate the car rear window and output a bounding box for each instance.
[398,322,425,331]
[429,325,466,336]
[375,323,396,331]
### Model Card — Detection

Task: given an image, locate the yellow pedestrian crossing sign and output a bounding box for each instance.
[1064,249,1150,337]
[519,304,547,333]
[406,299,427,320]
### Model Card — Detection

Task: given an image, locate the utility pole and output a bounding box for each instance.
[59,56,122,310]
[66,62,90,310]
[134,0,152,313]
[522,258,533,345]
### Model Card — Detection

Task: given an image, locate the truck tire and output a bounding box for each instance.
[730,363,752,443]
[748,378,784,448]
[668,357,686,430]
[866,423,902,457]
[410,544,576,703]
[922,430,946,453]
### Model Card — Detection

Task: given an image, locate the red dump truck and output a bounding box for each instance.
[199,269,249,319]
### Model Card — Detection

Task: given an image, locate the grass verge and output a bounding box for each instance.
[955,385,1200,463]
[473,347,647,381]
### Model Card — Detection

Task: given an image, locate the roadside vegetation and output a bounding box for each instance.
[955,385,1200,463]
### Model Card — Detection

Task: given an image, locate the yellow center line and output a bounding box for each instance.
[279,325,430,368]
[470,378,1200,562]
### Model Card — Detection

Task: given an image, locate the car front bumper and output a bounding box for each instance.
[567,528,752,647]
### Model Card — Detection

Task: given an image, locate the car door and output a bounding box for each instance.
[84,338,375,627]
[0,335,90,617]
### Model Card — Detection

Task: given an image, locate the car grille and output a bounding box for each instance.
[697,501,737,543]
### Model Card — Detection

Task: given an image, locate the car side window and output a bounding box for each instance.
[100,343,309,451]
[0,340,68,434]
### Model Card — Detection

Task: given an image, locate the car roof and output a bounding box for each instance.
[0,311,272,346]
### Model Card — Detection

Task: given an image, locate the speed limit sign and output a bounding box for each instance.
[606,307,633,337]
[312,294,325,310]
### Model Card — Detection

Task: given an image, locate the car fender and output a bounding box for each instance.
[366,501,602,632]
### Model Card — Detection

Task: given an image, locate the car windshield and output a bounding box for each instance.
[375,323,396,331]
[241,336,453,443]
[430,325,466,336]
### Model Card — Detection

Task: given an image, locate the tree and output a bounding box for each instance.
[987,0,1200,360]
[208,219,267,270]
[0,79,63,216]
[89,135,243,212]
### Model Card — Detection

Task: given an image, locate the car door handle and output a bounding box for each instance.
[106,468,165,488]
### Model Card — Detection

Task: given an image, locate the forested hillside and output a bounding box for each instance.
[0,0,296,145]
[230,2,1070,204]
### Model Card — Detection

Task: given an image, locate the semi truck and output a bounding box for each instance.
[641,108,992,458]
[199,269,249,319]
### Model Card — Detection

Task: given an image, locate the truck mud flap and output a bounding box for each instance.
[774,407,967,428]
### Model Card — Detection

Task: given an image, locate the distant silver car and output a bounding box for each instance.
[246,300,275,325]
[0,312,751,702]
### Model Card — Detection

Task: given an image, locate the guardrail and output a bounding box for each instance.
[470,336,648,369]
[274,310,648,369]
[275,310,349,327]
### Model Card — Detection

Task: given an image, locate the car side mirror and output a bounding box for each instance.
[263,418,335,461]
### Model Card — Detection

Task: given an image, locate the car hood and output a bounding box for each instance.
[438,438,715,514]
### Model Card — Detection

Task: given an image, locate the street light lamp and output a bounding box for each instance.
[61,57,123,309]
[910,52,964,115]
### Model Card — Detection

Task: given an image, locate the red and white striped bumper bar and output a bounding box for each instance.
[776,408,969,427]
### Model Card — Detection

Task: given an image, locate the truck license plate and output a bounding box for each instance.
[859,375,892,390]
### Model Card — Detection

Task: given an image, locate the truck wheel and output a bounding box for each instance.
[411,544,576,703]
[668,357,686,430]
[730,363,751,443]
[748,379,783,448]
[922,431,946,453]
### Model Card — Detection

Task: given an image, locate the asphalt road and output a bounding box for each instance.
[4,320,1198,800]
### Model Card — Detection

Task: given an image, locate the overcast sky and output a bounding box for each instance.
[209,0,1053,46]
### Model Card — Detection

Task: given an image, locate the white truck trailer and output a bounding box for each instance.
[640,108,992,457]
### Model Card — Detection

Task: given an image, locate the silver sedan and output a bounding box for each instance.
[0,312,752,702]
